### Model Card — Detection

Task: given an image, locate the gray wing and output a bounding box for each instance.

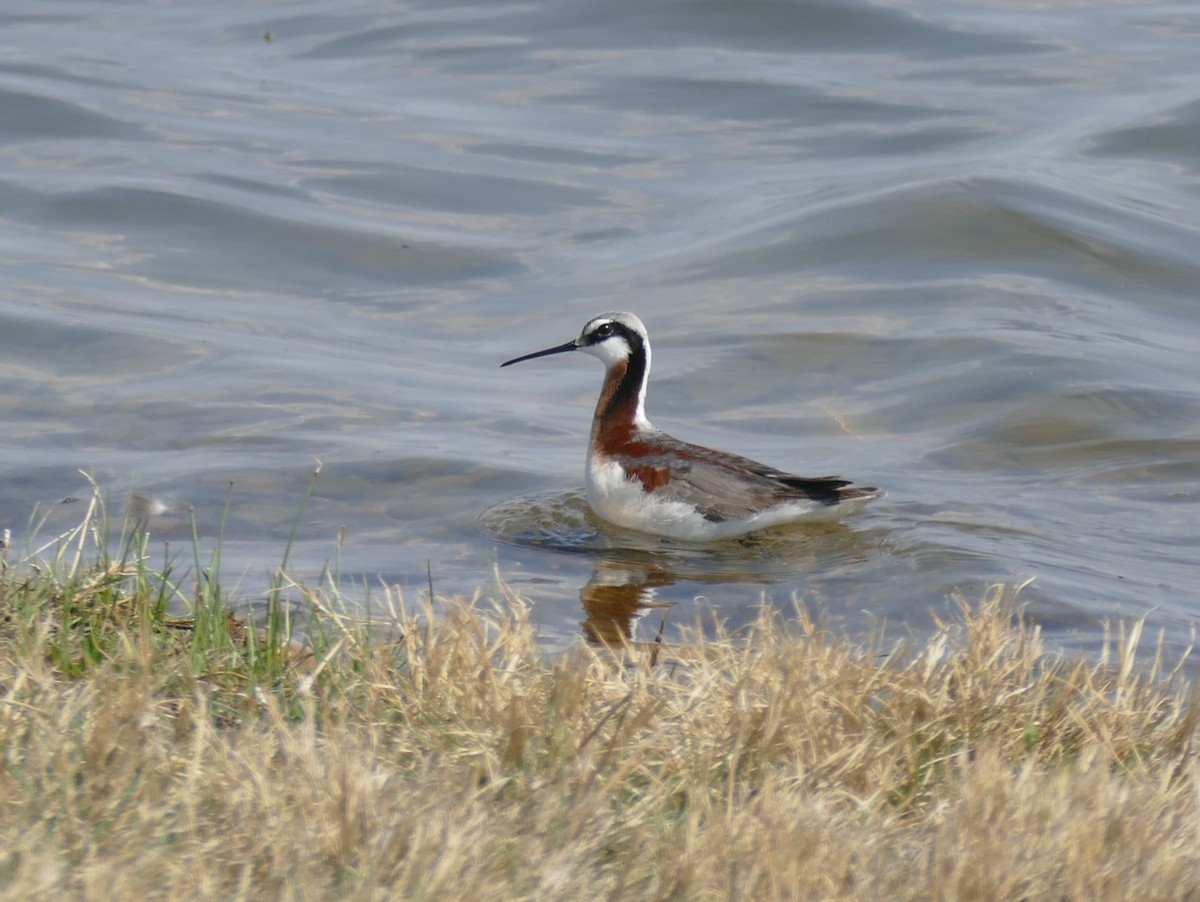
[612,434,867,524]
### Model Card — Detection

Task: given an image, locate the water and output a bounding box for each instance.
[2,0,1197,660]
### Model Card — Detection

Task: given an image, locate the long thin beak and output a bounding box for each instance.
[501,339,578,367]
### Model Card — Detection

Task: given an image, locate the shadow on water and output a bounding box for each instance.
[480,488,883,644]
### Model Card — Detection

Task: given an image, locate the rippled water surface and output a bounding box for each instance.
[2,0,1198,658]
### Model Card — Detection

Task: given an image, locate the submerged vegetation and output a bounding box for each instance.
[1,488,1198,899]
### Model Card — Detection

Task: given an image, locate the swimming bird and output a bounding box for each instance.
[501,312,878,540]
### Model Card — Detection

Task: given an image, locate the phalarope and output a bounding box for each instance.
[501,312,879,540]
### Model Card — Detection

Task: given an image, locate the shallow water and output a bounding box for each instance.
[2,0,1198,660]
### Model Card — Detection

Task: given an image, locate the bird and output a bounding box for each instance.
[501,311,879,541]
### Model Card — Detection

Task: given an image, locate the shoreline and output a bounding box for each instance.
[1,499,1197,897]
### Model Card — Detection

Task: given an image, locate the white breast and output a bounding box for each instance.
[585,456,698,537]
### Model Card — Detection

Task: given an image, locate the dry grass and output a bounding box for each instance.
[1,501,1199,899]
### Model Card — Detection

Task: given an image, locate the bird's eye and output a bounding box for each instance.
[595,322,614,337]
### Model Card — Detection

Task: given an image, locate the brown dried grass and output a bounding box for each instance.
[2,524,1198,899]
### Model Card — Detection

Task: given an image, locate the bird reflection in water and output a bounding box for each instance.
[577,559,676,647]
[575,549,786,647]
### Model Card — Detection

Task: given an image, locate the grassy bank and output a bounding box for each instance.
[1,498,1198,899]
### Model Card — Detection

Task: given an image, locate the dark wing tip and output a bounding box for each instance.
[777,475,880,506]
